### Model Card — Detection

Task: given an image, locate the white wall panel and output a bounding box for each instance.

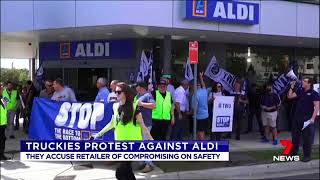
[297,3,319,38]
[76,1,172,28]
[260,1,297,36]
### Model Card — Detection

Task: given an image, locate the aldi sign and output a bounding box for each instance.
[40,40,135,61]
[186,0,259,25]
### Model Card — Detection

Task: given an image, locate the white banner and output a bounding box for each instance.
[212,96,235,132]
[204,56,237,92]
[20,152,229,161]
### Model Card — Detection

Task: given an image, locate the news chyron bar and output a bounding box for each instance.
[20,141,229,161]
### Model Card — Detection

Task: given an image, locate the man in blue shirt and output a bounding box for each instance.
[135,81,156,173]
[287,78,320,162]
[192,72,209,140]
[95,77,110,103]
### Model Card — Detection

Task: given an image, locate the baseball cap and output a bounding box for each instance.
[159,78,167,85]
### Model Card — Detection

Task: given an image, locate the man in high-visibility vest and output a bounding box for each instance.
[2,81,19,139]
[151,78,175,140]
[0,83,9,160]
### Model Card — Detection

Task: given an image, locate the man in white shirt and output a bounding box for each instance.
[107,80,119,103]
[171,79,189,140]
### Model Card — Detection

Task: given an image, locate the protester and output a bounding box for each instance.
[260,84,281,145]
[0,83,9,160]
[208,82,227,140]
[107,80,119,103]
[2,81,19,139]
[51,78,77,102]
[39,79,54,99]
[21,86,28,131]
[14,85,22,130]
[25,80,38,133]
[151,78,174,140]
[171,79,189,140]
[230,80,249,140]
[95,77,110,103]
[287,78,320,162]
[166,76,176,102]
[93,82,153,180]
[192,72,208,140]
[134,81,156,173]
[247,84,264,136]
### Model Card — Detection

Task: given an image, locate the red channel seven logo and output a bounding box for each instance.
[273,140,300,162]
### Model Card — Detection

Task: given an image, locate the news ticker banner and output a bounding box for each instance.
[20,141,229,161]
[29,98,114,141]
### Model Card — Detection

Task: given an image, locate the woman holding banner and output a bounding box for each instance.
[93,82,153,180]
[208,82,227,141]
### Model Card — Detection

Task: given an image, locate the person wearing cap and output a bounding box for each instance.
[134,81,156,173]
[95,77,110,103]
[151,78,175,140]
[0,83,9,160]
[171,79,190,140]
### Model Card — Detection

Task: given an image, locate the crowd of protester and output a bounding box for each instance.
[0,67,319,165]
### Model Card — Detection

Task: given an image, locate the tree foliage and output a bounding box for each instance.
[0,68,30,86]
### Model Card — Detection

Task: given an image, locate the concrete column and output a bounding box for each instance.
[163,35,172,75]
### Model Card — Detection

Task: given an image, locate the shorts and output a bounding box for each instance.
[261,111,277,128]
[197,118,208,132]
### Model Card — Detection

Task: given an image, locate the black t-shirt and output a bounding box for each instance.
[294,88,320,121]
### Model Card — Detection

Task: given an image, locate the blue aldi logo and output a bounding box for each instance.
[60,43,71,59]
[192,0,207,17]
[186,0,259,25]
[216,116,230,127]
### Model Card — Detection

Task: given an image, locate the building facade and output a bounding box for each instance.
[1,0,319,101]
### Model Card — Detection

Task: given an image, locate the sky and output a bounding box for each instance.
[1,58,30,69]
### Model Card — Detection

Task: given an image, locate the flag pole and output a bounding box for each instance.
[193,64,197,140]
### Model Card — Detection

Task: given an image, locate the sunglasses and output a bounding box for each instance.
[115,90,123,95]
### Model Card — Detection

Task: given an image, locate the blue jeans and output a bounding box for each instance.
[143,126,154,166]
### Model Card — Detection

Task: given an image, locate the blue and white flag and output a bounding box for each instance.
[136,50,149,82]
[35,64,45,85]
[147,50,156,92]
[185,58,194,81]
[273,69,300,96]
[205,56,237,92]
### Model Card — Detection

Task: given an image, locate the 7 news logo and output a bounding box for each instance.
[273,140,300,162]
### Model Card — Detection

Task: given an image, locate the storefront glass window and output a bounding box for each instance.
[295,48,319,83]
[226,45,294,87]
